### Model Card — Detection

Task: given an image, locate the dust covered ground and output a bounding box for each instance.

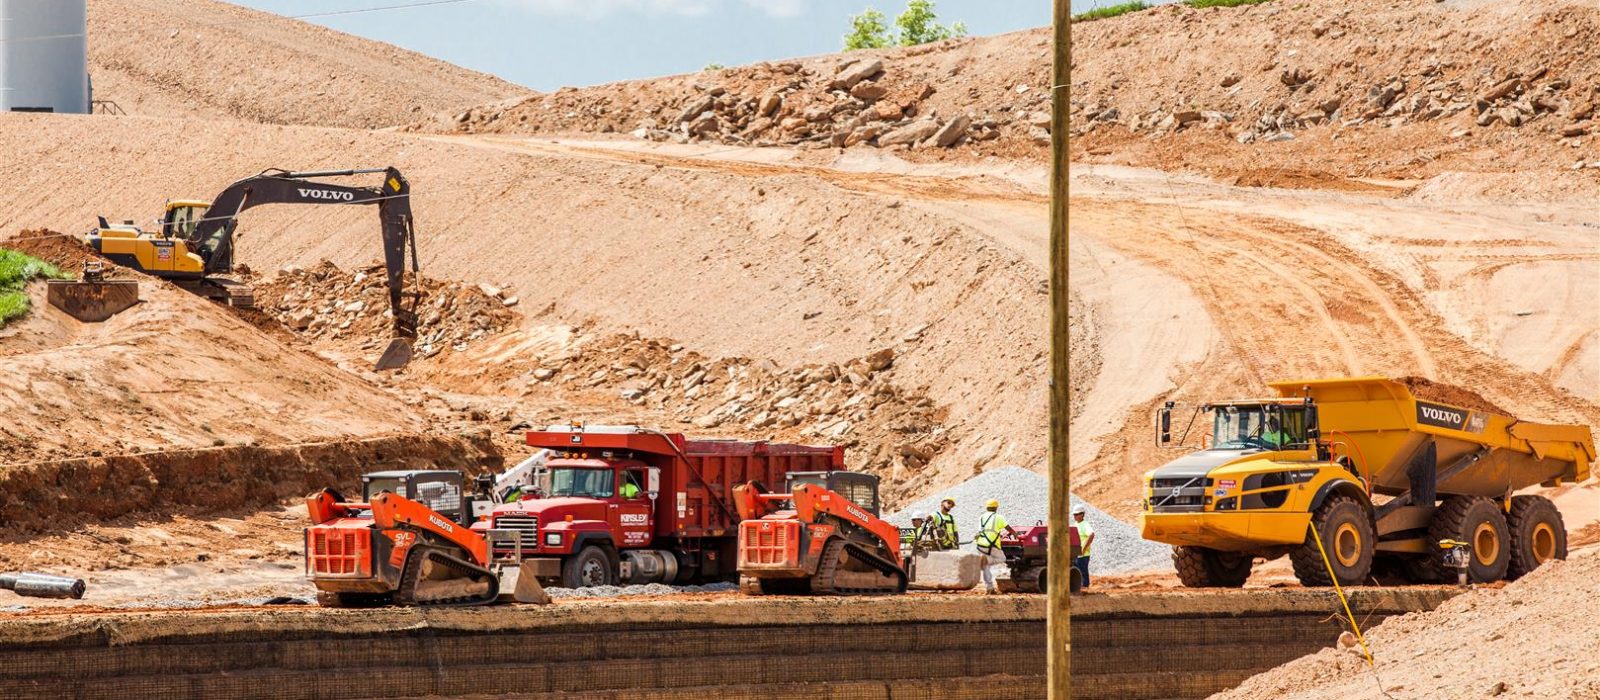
[0,7,1593,685]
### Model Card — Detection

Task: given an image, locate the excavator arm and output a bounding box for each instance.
[187,167,421,350]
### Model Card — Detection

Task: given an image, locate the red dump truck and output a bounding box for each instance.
[485,425,844,588]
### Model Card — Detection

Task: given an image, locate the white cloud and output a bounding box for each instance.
[739,0,810,18]
[501,0,717,19]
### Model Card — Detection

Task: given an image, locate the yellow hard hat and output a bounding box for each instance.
[941,497,955,505]
[985,499,999,508]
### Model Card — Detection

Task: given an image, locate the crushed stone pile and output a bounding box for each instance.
[409,35,1051,160]
[1214,549,1600,700]
[483,332,950,487]
[887,465,1171,575]
[544,582,737,600]
[253,261,517,358]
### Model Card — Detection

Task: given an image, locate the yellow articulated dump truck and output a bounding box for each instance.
[1141,377,1594,587]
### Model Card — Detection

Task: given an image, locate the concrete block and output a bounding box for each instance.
[907,550,982,590]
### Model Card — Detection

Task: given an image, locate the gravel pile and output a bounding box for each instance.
[544,582,738,600]
[887,465,1171,574]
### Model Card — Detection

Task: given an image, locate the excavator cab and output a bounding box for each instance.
[161,200,210,240]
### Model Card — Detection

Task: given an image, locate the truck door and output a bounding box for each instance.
[612,468,654,547]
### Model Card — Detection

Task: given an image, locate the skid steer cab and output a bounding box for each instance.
[304,470,504,607]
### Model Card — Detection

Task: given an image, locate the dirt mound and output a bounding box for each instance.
[0,248,427,462]
[407,29,1050,161]
[4,230,106,272]
[1069,0,1600,182]
[1214,549,1600,699]
[252,261,517,359]
[0,432,498,533]
[87,0,526,128]
[1397,376,1509,415]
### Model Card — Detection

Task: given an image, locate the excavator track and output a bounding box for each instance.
[395,545,500,606]
[812,538,906,596]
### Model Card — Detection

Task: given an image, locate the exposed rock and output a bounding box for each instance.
[676,95,715,123]
[930,114,972,147]
[757,90,783,117]
[832,59,884,90]
[877,119,941,147]
[850,82,888,102]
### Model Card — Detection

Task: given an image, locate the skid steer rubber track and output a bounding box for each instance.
[812,539,906,595]
[395,545,499,606]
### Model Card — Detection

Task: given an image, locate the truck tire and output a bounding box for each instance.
[561,546,618,589]
[1507,495,1566,580]
[1291,494,1374,587]
[1172,546,1252,587]
[1429,496,1510,583]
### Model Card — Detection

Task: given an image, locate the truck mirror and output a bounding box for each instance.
[1306,404,1320,441]
[646,467,661,499]
[1158,405,1173,446]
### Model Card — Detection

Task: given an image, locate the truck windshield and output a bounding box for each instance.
[1211,405,1307,450]
[547,468,615,498]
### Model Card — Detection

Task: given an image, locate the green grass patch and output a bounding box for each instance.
[0,248,68,328]
[1072,2,1150,22]
[1184,0,1274,7]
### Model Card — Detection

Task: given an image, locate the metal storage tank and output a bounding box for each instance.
[0,0,90,114]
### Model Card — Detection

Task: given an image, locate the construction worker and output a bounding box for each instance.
[927,498,959,550]
[976,499,1016,593]
[1262,416,1290,449]
[620,473,641,499]
[1071,504,1095,589]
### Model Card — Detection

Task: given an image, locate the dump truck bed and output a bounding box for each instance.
[1270,377,1594,498]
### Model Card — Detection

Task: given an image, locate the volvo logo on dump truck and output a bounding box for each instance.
[297,188,356,201]
[1415,401,1468,431]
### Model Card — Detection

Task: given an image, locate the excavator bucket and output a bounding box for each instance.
[47,277,139,322]
[374,338,413,371]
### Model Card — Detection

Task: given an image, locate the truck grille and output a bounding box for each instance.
[308,527,369,577]
[1148,477,1212,513]
[494,515,540,548]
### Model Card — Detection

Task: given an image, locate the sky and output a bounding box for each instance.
[231,1,1050,91]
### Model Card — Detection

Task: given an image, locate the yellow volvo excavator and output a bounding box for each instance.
[87,167,420,369]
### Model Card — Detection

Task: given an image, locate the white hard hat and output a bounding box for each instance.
[1072,504,1086,515]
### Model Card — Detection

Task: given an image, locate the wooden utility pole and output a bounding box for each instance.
[1047,1,1071,699]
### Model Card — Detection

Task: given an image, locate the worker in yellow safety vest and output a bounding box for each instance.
[1071,504,1095,589]
[975,499,1017,594]
[927,498,960,550]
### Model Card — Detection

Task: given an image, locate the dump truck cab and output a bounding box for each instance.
[488,454,660,560]
[1143,397,1354,551]
[1142,377,1594,588]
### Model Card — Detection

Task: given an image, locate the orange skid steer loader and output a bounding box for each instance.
[733,471,907,595]
[305,473,500,606]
